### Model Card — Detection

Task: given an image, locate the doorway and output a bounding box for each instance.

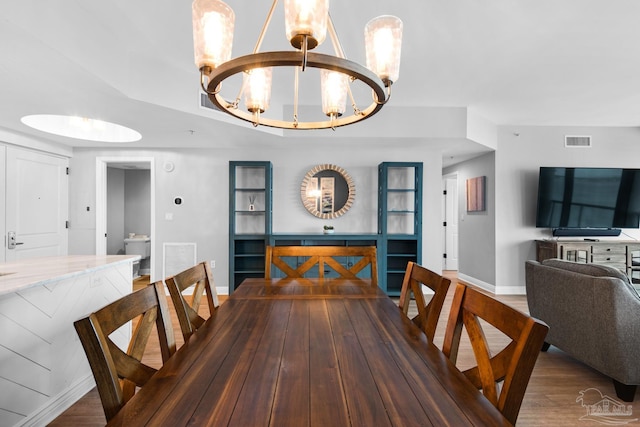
[96,157,156,279]
[443,174,459,271]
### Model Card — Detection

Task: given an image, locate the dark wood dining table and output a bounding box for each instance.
[106,278,512,426]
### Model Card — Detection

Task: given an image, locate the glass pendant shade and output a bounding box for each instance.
[192,0,235,70]
[364,15,403,85]
[284,0,329,49]
[321,70,348,117]
[243,68,273,113]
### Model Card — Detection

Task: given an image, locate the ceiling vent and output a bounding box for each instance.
[199,92,222,112]
[565,135,592,148]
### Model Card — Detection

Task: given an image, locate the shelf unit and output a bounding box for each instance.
[229,161,272,291]
[378,162,423,296]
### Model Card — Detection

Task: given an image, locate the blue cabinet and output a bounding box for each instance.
[229,161,422,296]
[229,161,272,291]
[378,162,423,296]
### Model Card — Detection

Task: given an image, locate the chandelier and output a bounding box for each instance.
[192,0,402,130]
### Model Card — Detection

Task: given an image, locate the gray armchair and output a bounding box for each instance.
[525,258,640,401]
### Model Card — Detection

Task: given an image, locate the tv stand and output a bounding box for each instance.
[536,240,640,284]
[552,228,621,237]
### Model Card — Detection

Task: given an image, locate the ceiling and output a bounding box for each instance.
[2,1,640,166]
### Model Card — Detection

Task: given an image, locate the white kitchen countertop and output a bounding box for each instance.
[0,255,140,296]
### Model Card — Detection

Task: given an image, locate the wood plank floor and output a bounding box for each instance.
[48,274,639,426]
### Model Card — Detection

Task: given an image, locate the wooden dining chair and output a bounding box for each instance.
[165,261,219,342]
[397,261,451,342]
[442,283,548,425]
[73,281,176,422]
[265,245,378,286]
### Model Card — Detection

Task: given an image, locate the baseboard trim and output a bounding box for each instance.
[18,375,95,427]
[457,273,526,295]
[497,286,526,295]
[457,273,496,293]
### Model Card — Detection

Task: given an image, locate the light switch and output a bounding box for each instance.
[165,212,173,220]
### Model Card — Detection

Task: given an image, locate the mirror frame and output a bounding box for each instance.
[300,164,356,219]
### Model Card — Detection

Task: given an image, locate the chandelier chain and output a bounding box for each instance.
[254,0,279,54]
[327,14,346,59]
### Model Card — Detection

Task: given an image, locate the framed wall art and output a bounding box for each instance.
[466,176,486,212]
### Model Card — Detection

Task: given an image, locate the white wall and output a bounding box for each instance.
[496,126,640,294]
[0,146,5,262]
[441,126,640,295]
[106,168,125,254]
[70,148,229,283]
[124,169,151,238]
[68,144,446,291]
[23,123,640,295]
[444,152,496,290]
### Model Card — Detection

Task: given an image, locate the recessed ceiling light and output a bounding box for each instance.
[20,114,142,143]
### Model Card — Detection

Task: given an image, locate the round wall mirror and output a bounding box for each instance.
[300,164,355,219]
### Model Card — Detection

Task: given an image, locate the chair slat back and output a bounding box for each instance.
[265,245,378,286]
[165,261,219,341]
[442,283,549,425]
[74,281,176,422]
[398,261,451,341]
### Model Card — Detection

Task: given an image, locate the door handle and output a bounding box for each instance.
[7,231,23,249]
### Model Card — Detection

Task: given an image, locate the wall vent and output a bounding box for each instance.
[565,135,592,148]
[199,92,223,112]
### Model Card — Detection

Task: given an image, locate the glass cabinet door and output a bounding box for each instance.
[233,165,270,235]
[385,166,417,234]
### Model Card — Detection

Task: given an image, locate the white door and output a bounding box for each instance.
[443,176,459,270]
[5,147,68,261]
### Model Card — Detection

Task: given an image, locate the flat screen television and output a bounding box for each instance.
[535,167,640,236]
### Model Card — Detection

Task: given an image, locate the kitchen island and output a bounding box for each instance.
[0,255,139,427]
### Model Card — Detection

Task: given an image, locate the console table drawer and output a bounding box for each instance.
[591,254,626,269]
[592,246,626,256]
